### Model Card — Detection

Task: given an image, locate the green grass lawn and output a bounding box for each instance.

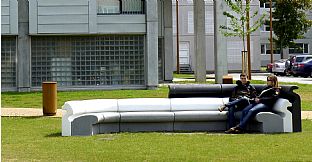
[1,80,311,110]
[2,117,312,161]
[1,87,169,109]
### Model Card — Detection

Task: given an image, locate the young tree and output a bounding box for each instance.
[220,0,266,73]
[220,0,266,50]
[272,0,312,58]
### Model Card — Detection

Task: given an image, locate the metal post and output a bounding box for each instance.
[242,51,248,74]
[176,0,180,74]
[269,0,274,63]
[246,0,251,80]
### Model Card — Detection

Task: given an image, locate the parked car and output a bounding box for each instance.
[291,55,312,76]
[294,55,312,63]
[292,59,312,77]
[272,59,287,75]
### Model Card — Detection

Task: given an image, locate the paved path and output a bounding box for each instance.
[1,108,312,119]
[1,108,63,117]
[172,73,312,84]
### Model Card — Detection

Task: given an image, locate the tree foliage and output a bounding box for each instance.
[271,0,312,56]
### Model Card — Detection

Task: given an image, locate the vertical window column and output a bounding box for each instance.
[1,37,17,89]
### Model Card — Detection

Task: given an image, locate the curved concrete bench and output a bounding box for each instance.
[62,97,292,136]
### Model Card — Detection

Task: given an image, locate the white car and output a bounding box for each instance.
[272,59,287,75]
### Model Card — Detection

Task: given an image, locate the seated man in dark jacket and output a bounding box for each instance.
[218,73,257,128]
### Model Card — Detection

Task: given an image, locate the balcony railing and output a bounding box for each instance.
[97,0,145,15]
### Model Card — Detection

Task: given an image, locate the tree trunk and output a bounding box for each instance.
[280,41,284,59]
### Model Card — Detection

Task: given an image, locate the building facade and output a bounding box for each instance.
[172,0,312,72]
[259,2,312,66]
[172,0,261,73]
[1,0,174,91]
[2,0,311,91]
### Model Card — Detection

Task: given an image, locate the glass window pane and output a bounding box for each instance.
[261,44,265,54]
[31,35,145,87]
[122,0,144,14]
[97,0,120,14]
[304,44,309,54]
[1,37,17,88]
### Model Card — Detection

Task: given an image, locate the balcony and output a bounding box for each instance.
[97,0,145,15]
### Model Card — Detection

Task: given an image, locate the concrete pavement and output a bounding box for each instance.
[1,108,63,117]
[173,73,312,84]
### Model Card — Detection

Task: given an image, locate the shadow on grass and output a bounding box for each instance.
[3,116,61,120]
[1,91,41,95]
[45,132,62,137]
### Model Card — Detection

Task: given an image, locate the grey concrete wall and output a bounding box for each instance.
[146,0,158,88]
[29,0,89,34]
[1,0,18,35]
[163,0,173,81]
[17,0,30,92]
[97,15,146,34]
[28,0,146,34]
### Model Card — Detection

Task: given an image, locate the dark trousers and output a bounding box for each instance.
[238,103,271,129]
[225,97,250,128]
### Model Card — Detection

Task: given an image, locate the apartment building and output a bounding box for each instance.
[172,0,312,72]
[259,2,312,65]
[1,0,174,91]
[2,0,311,91]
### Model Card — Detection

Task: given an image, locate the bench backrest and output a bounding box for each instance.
[171,98,229,111]
[63,97,230,116]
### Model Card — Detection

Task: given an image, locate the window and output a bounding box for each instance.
[158,38,164,81]
[121,0,144,14]
[172,9,176,34]
[289,43,309,54]
[31,36,145,87]
[260,21,273,32]
[97,0,120,14]
[261,43,280,55]
[187,0,193,3]
[97,0,144,15]
[1,36,17,89]
[205,11,214,34]
[205,0,213,3]
[186,0,212,4]
[187,11,194,34]
[260,2,276,8]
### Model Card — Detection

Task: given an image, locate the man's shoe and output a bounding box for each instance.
[225,127,236,134]
[225,126,243,134]
[218,105,227,112]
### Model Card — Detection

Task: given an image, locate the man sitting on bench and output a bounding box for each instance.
[218,73,257,129]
